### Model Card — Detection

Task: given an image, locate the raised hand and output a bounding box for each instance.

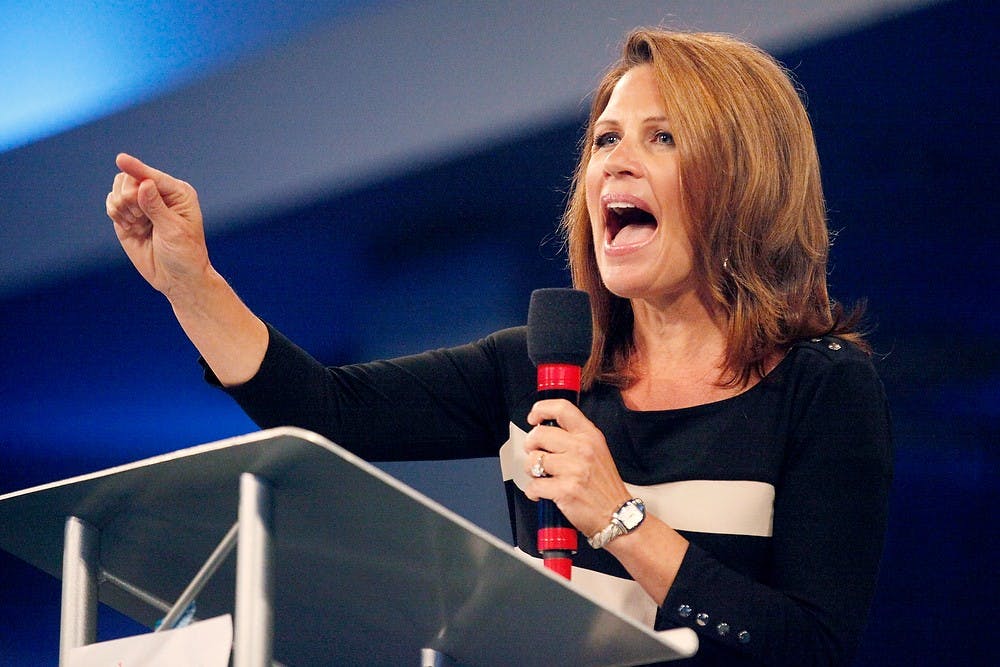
[105,153,268,386]
[106,153,211,300]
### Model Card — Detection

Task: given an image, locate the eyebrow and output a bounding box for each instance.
[594,115,672,126]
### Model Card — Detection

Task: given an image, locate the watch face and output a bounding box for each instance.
[617,501,645,531]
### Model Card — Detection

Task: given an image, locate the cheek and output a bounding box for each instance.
[584,163,603,230]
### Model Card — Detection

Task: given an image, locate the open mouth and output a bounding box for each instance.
[604,199,658,248]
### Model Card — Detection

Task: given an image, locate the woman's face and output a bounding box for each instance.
[585,65,695,307]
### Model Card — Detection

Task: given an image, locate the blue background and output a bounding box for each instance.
[1,1,996,664]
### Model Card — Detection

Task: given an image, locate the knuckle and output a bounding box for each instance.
[561,486,584,506]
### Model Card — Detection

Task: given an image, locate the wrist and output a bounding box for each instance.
[588,497,646,550]
[163,263,221,310]
[166,267,268,387]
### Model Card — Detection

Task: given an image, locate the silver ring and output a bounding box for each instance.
[530,453,547,478]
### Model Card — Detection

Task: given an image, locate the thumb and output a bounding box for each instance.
[136,178,174,222]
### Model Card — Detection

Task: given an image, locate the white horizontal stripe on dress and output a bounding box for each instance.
[513,546,658,628]
[500,422,775,537]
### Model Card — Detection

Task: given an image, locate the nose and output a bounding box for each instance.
[602,136,643,178]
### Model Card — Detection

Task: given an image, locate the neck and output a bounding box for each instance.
[628,292,730,385]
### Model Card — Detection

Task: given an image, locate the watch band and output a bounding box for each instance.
[587,519,626,550]
[587,497,645,550]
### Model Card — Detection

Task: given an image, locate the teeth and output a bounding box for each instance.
[607,202,636,210]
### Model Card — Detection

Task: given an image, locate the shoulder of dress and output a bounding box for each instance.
[485,325,528,352]
[792,335,868,363]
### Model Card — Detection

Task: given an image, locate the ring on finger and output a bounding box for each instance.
[530,452,548,478]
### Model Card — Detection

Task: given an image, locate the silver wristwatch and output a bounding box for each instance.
[588,498,646,550]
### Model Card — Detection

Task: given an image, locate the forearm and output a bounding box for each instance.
[658,539,867,666]
[213,324,516,461]
[168,267,268,387]
[604,514,689,605]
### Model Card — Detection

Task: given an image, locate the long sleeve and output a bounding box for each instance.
[205,323,520,461]
[658,349,893,666]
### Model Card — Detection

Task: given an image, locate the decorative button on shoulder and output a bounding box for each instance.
[716,622,730,637]
[677,604,692,618]
[695,612,709,627]
[827,341,842,351]
[738,630,751,644]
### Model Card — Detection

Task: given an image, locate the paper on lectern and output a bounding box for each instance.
[66,614,232,667]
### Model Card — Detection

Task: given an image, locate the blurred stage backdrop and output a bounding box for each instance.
[1,1,995,664]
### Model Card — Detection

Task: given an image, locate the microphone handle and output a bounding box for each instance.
[537,387,579,580]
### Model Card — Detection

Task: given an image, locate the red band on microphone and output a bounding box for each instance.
[543,557,573,579]
[536,363,582,393]
[537,526,578,552]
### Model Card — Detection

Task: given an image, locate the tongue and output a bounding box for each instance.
[612,223,656,247]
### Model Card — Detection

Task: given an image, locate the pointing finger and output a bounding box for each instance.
[115,153,184,196]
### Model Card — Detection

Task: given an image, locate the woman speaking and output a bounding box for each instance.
[106,28,892,666]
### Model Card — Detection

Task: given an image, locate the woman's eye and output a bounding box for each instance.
[594,132,620,148]
[654,131,675,145]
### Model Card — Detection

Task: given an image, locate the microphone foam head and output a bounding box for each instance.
[527,288,593,366]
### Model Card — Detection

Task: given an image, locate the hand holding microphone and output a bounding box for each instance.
[526,288,592,579]
[526,288,640,580]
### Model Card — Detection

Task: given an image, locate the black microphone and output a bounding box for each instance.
[526,288,593,580]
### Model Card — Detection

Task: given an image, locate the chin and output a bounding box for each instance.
[599,274,651,301]
[600,267,699,306]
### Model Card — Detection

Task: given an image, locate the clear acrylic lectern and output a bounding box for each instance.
[0,427,697,666]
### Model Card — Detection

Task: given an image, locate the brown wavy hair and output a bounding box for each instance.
[561,29,867,389]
